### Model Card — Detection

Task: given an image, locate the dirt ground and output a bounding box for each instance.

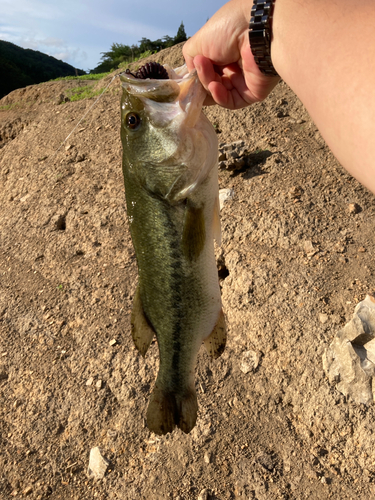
[0,45,375,500]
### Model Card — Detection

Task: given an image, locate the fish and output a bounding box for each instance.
[120,63,226,435]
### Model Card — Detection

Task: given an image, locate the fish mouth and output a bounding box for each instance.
[120,64,206,128]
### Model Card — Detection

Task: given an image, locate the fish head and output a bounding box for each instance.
[120,65,218,203]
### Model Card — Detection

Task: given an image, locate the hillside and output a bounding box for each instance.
[0,44,375,500]
[0,40,85,99]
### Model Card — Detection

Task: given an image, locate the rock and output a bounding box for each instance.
[204,452,211,464]
[323,294,375,404]
[197,489,210,500]
[319,313,329,324]
[289,185,303,199]
[218,141,249,170]
[87,447,109,479]
[257,451,274,471]
[22,486,33,495]
[86,377,94,386]
[55,94,64,105]
[240,350,260,374]
[348,202,361,214]
[303,240,318,257]
[219,188,234,210]
[0,366,8,380]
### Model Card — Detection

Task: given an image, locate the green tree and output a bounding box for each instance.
[162,35,175,48]
[174,21,187,44]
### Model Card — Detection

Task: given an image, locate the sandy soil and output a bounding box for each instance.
[0,44,375,500]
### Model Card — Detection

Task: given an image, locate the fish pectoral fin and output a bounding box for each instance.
[204,309,227,359]
[131,286,156,357]
[147,384,198,436]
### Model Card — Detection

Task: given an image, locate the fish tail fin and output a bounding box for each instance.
[146,384,198,435]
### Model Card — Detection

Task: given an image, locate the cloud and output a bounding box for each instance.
[40,37,65,48]
[51,48,88,66]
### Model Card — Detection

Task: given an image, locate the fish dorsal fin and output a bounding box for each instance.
[203,309,227,359]
[131,285,156,357]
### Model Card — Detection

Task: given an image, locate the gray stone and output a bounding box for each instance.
[323,294,375,404]
[240,350,260,374]
[219,188,234,210]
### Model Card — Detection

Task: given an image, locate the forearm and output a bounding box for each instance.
[272,0,375,193]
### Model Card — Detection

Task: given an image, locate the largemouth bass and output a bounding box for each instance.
[120,63,226,435]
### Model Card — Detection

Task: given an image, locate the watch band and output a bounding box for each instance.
[249,0,279,77]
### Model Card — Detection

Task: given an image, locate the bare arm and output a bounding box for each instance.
[183,0,375,194]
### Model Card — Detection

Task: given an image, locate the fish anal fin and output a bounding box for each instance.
[204,309,227,359]
[146,384,198,436]
[131,286,156,357]
[181,203,206,262]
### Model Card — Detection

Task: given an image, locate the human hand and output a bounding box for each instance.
[183,0,280,109]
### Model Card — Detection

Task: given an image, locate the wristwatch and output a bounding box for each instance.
[249,0,279,76]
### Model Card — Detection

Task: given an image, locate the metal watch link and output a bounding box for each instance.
[249,0,279,76]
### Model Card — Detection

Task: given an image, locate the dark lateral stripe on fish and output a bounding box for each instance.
[182,204,206,262]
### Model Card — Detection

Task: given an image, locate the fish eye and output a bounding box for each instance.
[126,112,141,130]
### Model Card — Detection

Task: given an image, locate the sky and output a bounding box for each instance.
[0,0,228,72]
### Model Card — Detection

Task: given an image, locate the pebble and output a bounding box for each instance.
[55,94,64,105]
[289,185,303,199]
[86,377,94,386]
[0,366,8,380]
[348,202,361,214]
[257,452,274,471]
[96,379,103,389]
[219,188,234,210]
[218,141,249,170]
[197,489,210,500]
[319,313,329,324]
[23,486,33,495]
[87,447,109,479]
[240,350,260,374]
[204,452,211,464]
[303,240,317,257]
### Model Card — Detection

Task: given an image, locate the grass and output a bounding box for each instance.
[0,103,18,111]
[65,85,105,102]
[0,100,35,111]
[51,72,110,82]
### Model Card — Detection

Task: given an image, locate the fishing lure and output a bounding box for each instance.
[125,62,169,80]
